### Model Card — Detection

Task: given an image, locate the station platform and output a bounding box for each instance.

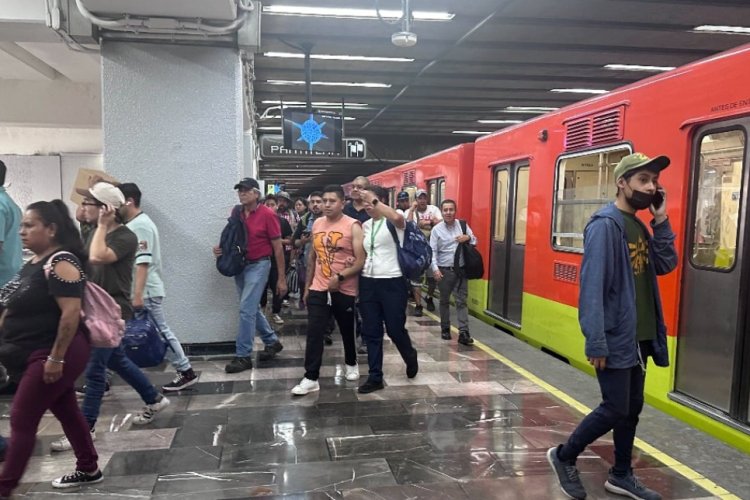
[4,302,749,499]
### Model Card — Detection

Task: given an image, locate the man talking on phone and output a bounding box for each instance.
[547,153,677,500]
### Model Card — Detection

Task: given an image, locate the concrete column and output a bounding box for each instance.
[101,41,246,344]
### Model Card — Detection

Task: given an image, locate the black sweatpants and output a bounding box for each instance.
[304,290,357,380]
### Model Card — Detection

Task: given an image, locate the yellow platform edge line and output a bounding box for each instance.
[421,310,740,499]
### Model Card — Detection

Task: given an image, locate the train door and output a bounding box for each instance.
[488,163,529,325]
[676,120,750,424]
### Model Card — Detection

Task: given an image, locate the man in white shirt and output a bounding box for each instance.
[430,199,476,346]
[406,189,442,316]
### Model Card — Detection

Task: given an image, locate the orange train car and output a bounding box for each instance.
[468,43,750,453]
[366,143,474,216]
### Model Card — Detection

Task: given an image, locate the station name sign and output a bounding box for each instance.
[260,135,366,160]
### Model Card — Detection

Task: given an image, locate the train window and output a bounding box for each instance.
[388,188,396,207]
[438,179,446,206]
[494,170,509,242]
[515,167,530,245]
[427,180,438,205]
[691,129,747,270]
[553,147,631,251]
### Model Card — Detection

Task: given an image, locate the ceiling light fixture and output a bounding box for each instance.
[267,79,391,88]
[261,100,370,108]
[550,88,609,95]
[262,5,455,21]
[261,115,356,121]
[257,126,282,131]
[500,106,559,114]
[477,119,523,125]
[692,25,750,35]
[604,64,676,72]
[452,130,491,136]
[263,51,414,63]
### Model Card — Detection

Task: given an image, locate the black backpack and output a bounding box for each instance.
[216,205,248,277]
[454,220,484,280]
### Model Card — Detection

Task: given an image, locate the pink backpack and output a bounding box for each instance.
[44,252,125,348]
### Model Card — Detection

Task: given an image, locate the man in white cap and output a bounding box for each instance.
[51,182,170,452]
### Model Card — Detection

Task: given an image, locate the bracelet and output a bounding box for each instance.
[47,356,65,364]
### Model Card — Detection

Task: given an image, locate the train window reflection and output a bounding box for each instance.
[691,129,746,270]
[515,167,529,245]
[553,147,630,251]
[494,170,509,242]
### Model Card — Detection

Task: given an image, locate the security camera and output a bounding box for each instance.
[391,31,417,47]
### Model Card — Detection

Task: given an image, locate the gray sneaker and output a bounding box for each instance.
[547,446,587,499]
[605,470,661,500]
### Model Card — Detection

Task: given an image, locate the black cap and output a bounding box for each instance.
[397,191,410,200]
[234,177,260,190]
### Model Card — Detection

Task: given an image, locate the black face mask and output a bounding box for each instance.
[626,189,654,211]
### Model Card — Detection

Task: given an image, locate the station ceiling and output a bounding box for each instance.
[255,0,750,193]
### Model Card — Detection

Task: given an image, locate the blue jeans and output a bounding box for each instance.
[359,277,416,383]
[144,297,191,372]
[234,258,278,357]
[558,360,646,475]
[82,345,159,428]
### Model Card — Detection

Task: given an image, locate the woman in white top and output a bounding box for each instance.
[357,186,419,394]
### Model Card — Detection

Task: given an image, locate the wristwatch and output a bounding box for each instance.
[337,273,345,282]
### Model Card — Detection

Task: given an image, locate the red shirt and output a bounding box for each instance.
[241,204,281,261]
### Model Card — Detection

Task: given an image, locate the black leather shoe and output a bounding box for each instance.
[225,356,253,373]
[441,330,452,340]
[425,297,435,312]
[358,380,385,394]
[258,341,284,361]
[458,331,474,346]
[406,351,419,379]
[414,306,423,317]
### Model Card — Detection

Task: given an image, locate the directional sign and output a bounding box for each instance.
[260,135,367,161]
[345,138,367,159]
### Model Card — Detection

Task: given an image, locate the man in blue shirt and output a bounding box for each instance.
[547,153,677,500]
[0,161,22,286]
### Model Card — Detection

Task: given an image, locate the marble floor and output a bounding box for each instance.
[0,304,727,499]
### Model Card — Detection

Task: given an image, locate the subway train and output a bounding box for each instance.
[357,42,750,454]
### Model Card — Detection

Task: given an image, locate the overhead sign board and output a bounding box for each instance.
[260,135,367,161]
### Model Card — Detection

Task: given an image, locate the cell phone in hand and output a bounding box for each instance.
[652,189,665,210]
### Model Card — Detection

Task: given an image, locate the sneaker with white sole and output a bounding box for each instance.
[50,428,96,452]
[272,314,284,325]
[51,469,103,489]
[161,369,198,392]
[291,377,319,396]
[132,395,170,425]
[345,364,360,381]
[605,469,661,500]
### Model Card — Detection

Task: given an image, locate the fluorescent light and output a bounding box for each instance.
[267,79,391,88]
[262,100,369,108]
[262,115,356,120]
[263,5,455,21]
[692,25,750,35]
[263,51,414,63]
[551,88,609,95]
[501,106,559,114]
[477,119,523,125]
[452,130,491,136]
[604,64,676,72]
[257,126,282,131]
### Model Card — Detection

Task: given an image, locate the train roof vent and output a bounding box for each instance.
[564,106,625,151]
[403,169,416,186]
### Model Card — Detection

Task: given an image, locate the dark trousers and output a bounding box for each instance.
[0,333,98,496]
[558,361,646,475]
[260,263,283,314]
[305,290,357,380]
[359,277,416,383]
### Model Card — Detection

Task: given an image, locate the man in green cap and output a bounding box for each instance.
[547,152,677,500]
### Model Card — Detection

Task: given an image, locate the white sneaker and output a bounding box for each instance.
[51,428,96,452]
[345,364,360,381]
[132,395,170,425]
[272,314,284,325]
[291,377,319,396]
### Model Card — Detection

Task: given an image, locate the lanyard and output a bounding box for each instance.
[370,218,385,255]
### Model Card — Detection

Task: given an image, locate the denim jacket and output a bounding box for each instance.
[578,203,677,369]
